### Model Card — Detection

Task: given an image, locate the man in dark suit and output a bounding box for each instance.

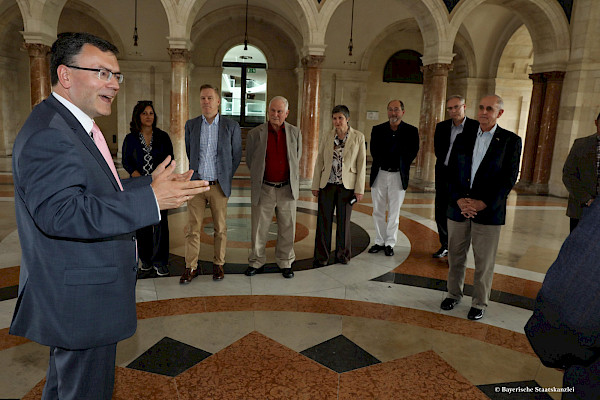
[525,199,600,399]
[433,95,479,258]
[245,96,302,279]
[440,94,522,321]
[9,32,208,399]
[368,100,419,256]
[562,112,600,232]
[181,84,242,283]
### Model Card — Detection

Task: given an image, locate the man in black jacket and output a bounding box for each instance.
[440,94,522,321]
[368,100,419,256]
[433,95,480,258]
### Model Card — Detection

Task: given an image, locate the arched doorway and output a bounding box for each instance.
[221,44,267,127]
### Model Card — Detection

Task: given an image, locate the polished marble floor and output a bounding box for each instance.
[0,162,573,399]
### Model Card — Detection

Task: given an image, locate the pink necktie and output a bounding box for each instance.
[91,122,123,191]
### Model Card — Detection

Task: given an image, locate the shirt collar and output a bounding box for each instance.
[477,123,498,136]
[202,113,220,126]
[52,92,94,135]
[453,117,466,129]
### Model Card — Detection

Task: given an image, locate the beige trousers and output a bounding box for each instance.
[184,183,229,268]
[446,219,501,309]
[249,183,296,269]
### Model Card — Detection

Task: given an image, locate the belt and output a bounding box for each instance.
[381,167,400,172]
[263,180,289,188]
[206,180,219,186]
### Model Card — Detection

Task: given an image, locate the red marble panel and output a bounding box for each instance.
[339,350,488,400]
[175,331,338,399]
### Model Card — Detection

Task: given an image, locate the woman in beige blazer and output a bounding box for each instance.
[311,105,366,267]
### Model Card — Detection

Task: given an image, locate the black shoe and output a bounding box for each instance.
[140,262,152,271]
[244,266,264,276]
[368,244,385,253]
[384,246,394,256]
[467,307,485,320]
[154,265,170,277]
[282,268,294,279]
[441,298,459,310]
[432,247,448,258]
[312,259,326,268]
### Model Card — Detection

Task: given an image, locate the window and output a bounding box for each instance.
[383,50,423,84]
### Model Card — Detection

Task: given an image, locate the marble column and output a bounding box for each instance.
[168,48,190,173]
[517,73,545,188]
[413,63,452,189]
[299,55,325,180]
[531,71,565,193]
[24,43,51,108]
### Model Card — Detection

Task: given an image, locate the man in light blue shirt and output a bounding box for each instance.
[440,94,522,321]
[182,84,242,283]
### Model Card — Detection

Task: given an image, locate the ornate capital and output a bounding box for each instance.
[528,72,545,84]
[301,55,325,68]
[542,71,566,82]
[167,48,190,63]
[23,43,51,58]
[420,63,452,77]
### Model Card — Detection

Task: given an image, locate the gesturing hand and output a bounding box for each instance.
[150,158,210,209]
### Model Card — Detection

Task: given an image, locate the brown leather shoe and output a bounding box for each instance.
[179,268,198,284]
[213,264,224,281]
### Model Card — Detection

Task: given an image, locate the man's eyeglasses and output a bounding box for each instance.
[66,65,124,83]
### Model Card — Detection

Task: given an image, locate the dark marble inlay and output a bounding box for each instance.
[371,272,535,310]
[478,380,554,399]
[126,337,212,377]
[300,334,380,373]
[0,285,18,301]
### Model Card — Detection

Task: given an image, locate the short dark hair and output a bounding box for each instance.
[332,104,350,119]
[50,32,119,86]
[200,84,220,97]
[130,101,157,133]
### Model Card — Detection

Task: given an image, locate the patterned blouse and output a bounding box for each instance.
[328,131,349,184]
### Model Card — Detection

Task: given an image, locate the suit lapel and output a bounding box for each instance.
[47,96,121,191]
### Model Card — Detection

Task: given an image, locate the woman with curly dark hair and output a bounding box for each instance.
[122,100,174,277]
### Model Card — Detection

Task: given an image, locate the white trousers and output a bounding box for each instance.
[371,170,406,247]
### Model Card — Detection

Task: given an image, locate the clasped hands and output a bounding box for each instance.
[457,198,486,218]
[150,156,211,210]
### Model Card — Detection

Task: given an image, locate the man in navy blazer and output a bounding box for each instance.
[440,94,522,321]
[181,84,242,283]
[433,95,480,258]
[10,32,208,399]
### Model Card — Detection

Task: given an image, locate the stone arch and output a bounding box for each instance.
[16,0,67,44]
[320,0,451,63]
[360,19,423,71]
[449,0,570,72]
[214,38,275,70]
[190,5,302,64]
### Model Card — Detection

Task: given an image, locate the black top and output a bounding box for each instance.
[370,120,419,190]
[122,128,174,176]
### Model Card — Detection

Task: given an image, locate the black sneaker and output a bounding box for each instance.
[154,265,170,277]
[140,262,152,271]
[432,247,448,258]
[384,246,394,256]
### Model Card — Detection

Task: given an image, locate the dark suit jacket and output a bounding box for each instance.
[434,117,479,189]
[185,114,242,198]
[370,121,419,189]
[562,133,598,219]
[10,95,159,350]
[246,121,302,206]
[525,198,600,374]
[447,124,522,225]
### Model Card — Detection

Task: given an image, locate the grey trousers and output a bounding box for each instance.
[446,219,501,309]
[249,183,297,269]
